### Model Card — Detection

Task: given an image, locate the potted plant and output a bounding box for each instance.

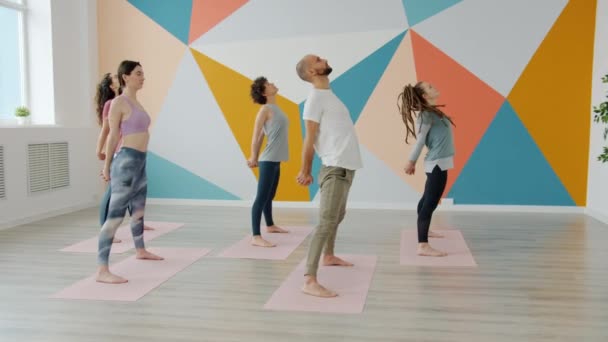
[593,74,608,163]
[14,105,30,125]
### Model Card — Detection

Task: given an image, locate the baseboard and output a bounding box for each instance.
[440,204,585,213]
[0,201,98,230]
[1,199,588,230]
[585,207,608,224]
[146,198,585,213]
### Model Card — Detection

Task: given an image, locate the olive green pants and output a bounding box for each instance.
[305,166,355,277]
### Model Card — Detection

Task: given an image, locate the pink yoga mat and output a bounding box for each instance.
[51,247,210,301]
[264,254,377,314]
[216,226,313,260]
[400,229,477,267]
[60,221,184,254]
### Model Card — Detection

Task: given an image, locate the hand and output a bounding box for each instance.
[296,170,313,186]
[101,167,111,182]
[404,161,416,175]
[247,157,258,168]
[97,151,106,161]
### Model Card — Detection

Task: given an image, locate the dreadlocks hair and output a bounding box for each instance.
[397,82,455,144]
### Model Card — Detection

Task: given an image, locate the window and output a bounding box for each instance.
[0,0,27,121]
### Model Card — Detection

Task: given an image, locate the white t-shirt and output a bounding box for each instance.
[302,88,363,170]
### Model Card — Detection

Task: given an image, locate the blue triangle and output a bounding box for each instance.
[402,0,462,27]
[128,0,192,44]
[448,101,575,206]
[331,31,406,123]
[147,152,239,200]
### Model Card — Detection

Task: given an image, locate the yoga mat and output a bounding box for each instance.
[60,221,184,254]
[400,229,477,267]
[51,247,210,301]
[216,226,313,260]
[264,254,377,313]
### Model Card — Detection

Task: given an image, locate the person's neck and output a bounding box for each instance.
[311,76,330,90]
[427,98,436,106]
[122,87,137,100]
[266,96,276,104]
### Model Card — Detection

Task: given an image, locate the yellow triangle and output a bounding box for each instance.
[508,0,596,206]
[190,48,309,201]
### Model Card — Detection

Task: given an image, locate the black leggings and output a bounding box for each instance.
[251,161,280,236]
[417,165,448,243]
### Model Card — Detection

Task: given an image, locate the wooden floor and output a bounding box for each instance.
[1,205,607,341]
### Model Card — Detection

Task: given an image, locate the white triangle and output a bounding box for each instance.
[414,0,568,96]
[191,29,405,102]
[149,51,257,200]
[312,145,420,204]
[193,0,407,45]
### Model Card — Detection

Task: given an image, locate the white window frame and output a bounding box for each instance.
[0,0,29,118]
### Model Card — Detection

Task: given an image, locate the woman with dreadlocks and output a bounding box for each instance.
[398,81,455,257]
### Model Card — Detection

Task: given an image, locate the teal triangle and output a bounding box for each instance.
[402,0,462,27]
[448,101,575,206]
[128,0,193,44]
[331,30,406,123]
[298,101,323,200]
[147,152,239,200]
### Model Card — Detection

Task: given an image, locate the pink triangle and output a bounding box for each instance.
[188,0,248,44]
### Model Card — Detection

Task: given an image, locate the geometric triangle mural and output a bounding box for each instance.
[190,49,308,201]
[147,152,239,200]
[100,0,597,206]
[402,0,462,27]
[448,101,575,206]
[508,0,597,206]
[128,0,193,44]
[188,0,248,44]
[332,30,407,123]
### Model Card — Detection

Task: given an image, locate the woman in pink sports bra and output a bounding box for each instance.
[94,73,154,245]
[96,60,163,284]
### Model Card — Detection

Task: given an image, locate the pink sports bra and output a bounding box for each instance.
[120,95,151,136]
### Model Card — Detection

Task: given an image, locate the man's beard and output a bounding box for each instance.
[320,66,333,76]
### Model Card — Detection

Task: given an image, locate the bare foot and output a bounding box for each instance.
[428,230,444,238]
[323,255,354,267]
[136,249,164,260]
[143,225,154,231]
[302,282,337,298]
[417,243,447,257]
[266,225,289,233]
[251,236,276,247]
[96,269,128,284]
[112,237,122,243]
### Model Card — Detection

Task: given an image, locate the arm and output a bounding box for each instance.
[102,99,123,181]
[407,123,431,163]
[297,96,322,185]
[247,106,270,168]
[95,118,110,160]
[404,113,432,175]
[300,120,319,175]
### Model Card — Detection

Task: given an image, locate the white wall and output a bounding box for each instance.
[586,0,608,224]
[0,0,102,229]
[51,0,98,127]
[26,0,55,125]
[0,127,102,229]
